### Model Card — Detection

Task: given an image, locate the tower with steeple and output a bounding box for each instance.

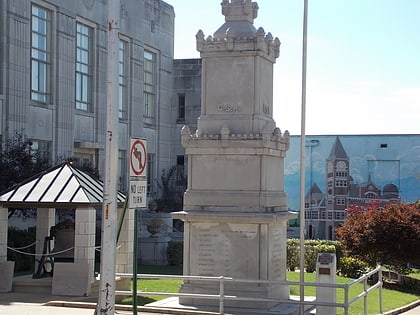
[324,137,350,239]
[174,0,295,312]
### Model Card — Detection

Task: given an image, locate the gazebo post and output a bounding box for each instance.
[35,208,55,274]
[0,206,14,292]
[0,206,7,262]
[116,206,134,273]
[74,206,96,283]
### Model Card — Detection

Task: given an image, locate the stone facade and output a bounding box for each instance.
[0,0,175,194]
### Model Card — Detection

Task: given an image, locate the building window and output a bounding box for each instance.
[335,171,348,178]
[76,23,91,111]
[118,40,128,119]
[31,5,51,103]
[73,149,98,169]
[365,192,377,199]
[144,50,156,126]
[147,153,155,194]
[335,179,347,187]
[30,140,51,162]
[336,197,346,206]
[177,94,185,122]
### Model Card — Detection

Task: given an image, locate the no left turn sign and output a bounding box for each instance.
[130,138,147,177]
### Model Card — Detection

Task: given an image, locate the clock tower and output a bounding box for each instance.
[325,137,350,239]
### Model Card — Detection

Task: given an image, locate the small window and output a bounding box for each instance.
[177,155,184,166]
[177,94,185,122]
[380,144,388,148]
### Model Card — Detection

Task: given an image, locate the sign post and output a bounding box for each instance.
[128,138,147,315]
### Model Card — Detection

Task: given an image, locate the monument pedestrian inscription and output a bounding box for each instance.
[191,223,259,279]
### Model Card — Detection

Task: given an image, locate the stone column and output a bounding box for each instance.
[75,207,96,282]
[0,206,8,262]
[116,207,134,273]
[35,208,55,271]
[0,206,14,293]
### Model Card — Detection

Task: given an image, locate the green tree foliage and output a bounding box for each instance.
[0,132,50,218]
[155,166,187,213]
[337,202,420,272]
[166,240,183,266]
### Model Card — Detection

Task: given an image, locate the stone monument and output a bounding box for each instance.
[173,0,295,312]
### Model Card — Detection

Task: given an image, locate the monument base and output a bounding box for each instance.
[147,296,316,315]
[172,210,297,312]
[179,282,289,309]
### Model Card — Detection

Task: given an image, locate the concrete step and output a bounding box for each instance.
[13,275,52,294]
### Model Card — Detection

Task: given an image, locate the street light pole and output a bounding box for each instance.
[299,0,309,314]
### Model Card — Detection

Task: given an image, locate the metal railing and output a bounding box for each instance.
[115,266,383,315]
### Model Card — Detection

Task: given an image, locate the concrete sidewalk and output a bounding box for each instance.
[0,290,418,315]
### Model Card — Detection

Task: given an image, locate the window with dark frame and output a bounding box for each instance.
[31,5,51,103]
[177,93,185,121]
[76,23,91,111]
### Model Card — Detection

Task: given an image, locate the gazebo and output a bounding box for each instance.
[0,162,133,295]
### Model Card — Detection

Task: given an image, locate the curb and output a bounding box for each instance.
[45,301,220,314]
[383,300,420,315]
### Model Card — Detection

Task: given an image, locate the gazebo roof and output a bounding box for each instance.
[0,163,126,208]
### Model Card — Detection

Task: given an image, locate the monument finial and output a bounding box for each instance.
[221,0,258,23]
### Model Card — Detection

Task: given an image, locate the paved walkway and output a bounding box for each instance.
[0,290,419,315]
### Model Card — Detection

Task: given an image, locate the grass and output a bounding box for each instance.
[287,271,419,315]
[121,265,183,305]
[122,265,419,315]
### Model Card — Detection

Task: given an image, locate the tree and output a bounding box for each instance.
[337,201,420,272]
[0,131,50,218]
[154,165,187,213]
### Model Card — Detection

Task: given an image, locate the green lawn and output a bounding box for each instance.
[287,272,419,315]
[123,266,419,315]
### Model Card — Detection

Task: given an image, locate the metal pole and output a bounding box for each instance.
[132,208,138,315]
[97,1,120,314]
[299,0,309,314]
[364,278,368,315]
[379,268,383,314]
[219,276,224,315]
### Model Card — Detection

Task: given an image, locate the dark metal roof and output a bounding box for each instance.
[327,136,349,160]
[0,163,126,208]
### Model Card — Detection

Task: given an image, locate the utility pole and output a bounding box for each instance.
[97,0,120,314]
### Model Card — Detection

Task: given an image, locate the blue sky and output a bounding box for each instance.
[167,0,420,136]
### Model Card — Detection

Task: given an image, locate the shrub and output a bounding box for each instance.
[287,239,342,273]
[287,239,300,271]
[338,256,369,278]
[304,244,317,273]
[167,240,183,266]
